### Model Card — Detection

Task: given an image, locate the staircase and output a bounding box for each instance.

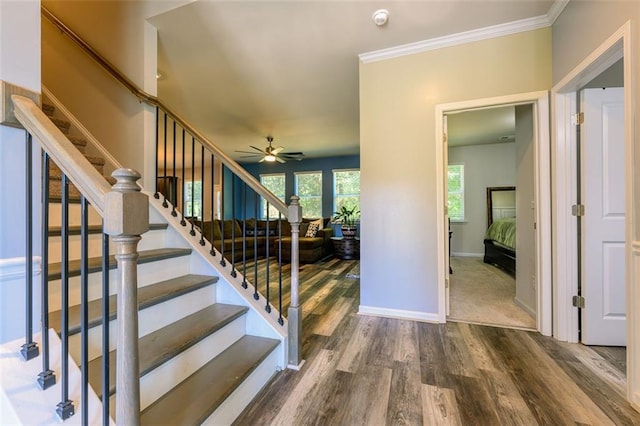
[1,101,284,424]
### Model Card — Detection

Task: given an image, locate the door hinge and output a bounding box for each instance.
[443,133,447,143]
[571,204,585,216]
[572,295,585,309]
[571,112,584,125]
[445,278,450,289]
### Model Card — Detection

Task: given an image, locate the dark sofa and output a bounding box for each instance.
[196,217,334,263]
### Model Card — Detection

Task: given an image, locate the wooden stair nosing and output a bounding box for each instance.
[48,274,219,335]
[88,303,249,399]
[47,248,192,281]
[48,223,168,237]
[139,335,280,425]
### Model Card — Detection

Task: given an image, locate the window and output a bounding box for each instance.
[333,169,360,214]
[447,164,464,221]
[184,180,203,219]
[260,173,286,219]
[295,171,322,218]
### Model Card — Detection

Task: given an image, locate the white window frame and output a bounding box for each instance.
[184,180,203,219]
[447,163,465,222]
[332,168,360,214]
[294,171,323,218]
[260,173,286,219]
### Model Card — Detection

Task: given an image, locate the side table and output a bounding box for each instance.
[331,237,360,260]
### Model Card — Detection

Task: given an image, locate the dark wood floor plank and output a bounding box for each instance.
[418,322,454,388]
[386,360,423,425]
[364,317,398,369]
[335,365,392,426]
[450,374,501,425]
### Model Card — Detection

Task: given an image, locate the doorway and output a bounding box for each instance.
[436,91,552,335]
[552,21,637,408]
[445,105,536,329]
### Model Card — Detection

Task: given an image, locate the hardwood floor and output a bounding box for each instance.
[234,258,639,425]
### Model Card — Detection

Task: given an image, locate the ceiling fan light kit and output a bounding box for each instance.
[235,136,304,163]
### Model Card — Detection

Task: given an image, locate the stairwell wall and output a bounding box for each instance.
[40,1,190,189]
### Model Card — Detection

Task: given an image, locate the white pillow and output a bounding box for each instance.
[305,219,323,237]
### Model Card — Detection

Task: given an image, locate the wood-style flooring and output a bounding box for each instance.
[234,257,640,425]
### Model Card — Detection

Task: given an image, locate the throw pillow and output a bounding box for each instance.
[305,219,323,237]
[299,222,310,237]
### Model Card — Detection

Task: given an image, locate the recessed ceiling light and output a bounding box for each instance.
[372,9,389,27]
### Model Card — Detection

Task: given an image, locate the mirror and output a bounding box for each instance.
[486,186,516,227]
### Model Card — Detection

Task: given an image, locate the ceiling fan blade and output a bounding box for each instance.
[258,157,266,163]
[272,146,285,155]
[249,145,265,153]
[240,154,261,158]
[275,156,286,163]
[235,150,261,155]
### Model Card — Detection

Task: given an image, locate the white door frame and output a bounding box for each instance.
[552,21,638,410]
[435,91,552,336]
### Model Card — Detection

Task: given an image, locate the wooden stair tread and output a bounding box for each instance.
[48,222,167,236]
[47,248,192,281]
[42,103,55,116]
[49,274,218,335]
[50,117,70,134]
[140,335,279,425]
[88,303,248,398]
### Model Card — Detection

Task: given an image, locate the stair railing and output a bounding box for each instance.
[12,94,147,425]
[42,6,303,368]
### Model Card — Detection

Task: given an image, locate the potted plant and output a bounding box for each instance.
[333,206,360,239]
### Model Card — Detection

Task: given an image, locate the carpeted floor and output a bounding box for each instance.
[448,256,536,329]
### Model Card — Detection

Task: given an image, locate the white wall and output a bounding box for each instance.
[448,143,515,256]
[359,29,551,316]
[0,0,42,343]
[514,104,535,316]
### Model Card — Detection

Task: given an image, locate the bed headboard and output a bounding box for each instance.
[486,186,516,227]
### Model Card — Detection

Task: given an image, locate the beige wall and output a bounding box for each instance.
[359,28,551,314]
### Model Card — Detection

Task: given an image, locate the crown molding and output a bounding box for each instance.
[546,0,570,25]
[359,12,555,64]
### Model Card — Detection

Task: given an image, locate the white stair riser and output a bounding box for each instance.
[139,314,246,410]
[47,230,166,260]
[202,346,279,425]
[49,203,103,227]
[47,256,192,312]
[66,285,218,362]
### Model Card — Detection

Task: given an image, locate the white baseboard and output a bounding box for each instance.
[451,252,484,258]
[358,305,441,323]
[514,297,536,319]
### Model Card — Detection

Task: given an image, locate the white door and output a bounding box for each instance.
[581,87,626,346]
[443,115,451,316]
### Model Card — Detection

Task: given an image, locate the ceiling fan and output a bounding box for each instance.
[235,136,304,163]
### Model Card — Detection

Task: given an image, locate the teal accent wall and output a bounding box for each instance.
[240,155,359,219]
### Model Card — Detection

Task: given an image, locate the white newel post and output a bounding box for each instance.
[287,196,303,368]
[104,169,149,425]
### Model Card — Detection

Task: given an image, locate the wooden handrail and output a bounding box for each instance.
[41,6,288,217]
[12,95,111,216]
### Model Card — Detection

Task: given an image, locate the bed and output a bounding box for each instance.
[483,187,516,275]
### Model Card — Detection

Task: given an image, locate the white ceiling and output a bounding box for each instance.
[149,1,557,162]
